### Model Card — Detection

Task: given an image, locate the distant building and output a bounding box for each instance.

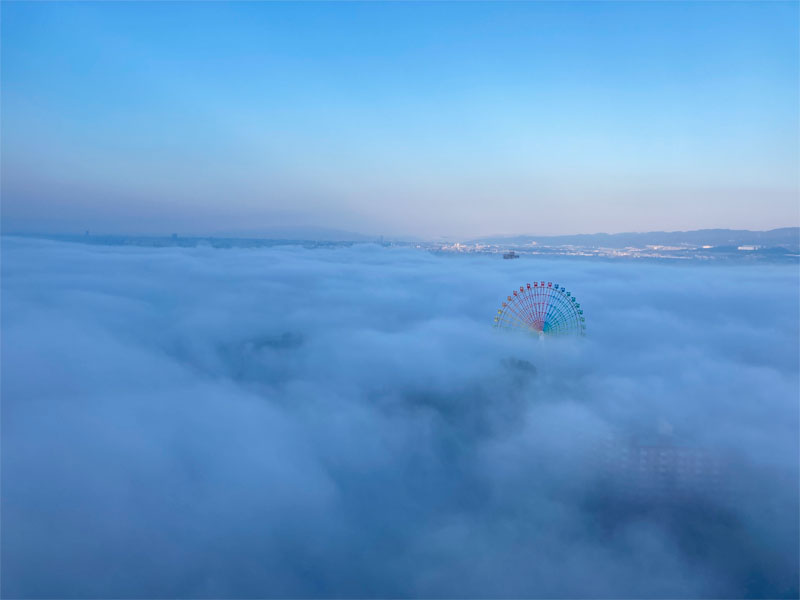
[503,251,519,259]
[737,245,758,251]
[595,433,731,500]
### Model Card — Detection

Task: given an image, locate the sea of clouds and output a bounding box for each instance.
[2,236,798,598]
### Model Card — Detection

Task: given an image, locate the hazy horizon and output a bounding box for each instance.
[3,225,799,244]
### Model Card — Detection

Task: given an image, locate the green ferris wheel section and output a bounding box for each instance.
[494,281,586,337]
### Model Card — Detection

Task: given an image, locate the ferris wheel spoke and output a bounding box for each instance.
[532,285,549,326]
[496,305,528,326]
[533,287,548,326]
[512,292,534,326]
[545,311,568,331]
[559,292,582,331]
[497,312,536,332]
[499,310,530,329]
[504,297,534,328]
[522,286,541,326]
[547,306,567,323]
[517,286,534,322]
[544,288,578,334]
[542,285,558,324]
[549,289,576,322]
[520,287,540,326]
[499,318,535,332]
[548,298,569,327]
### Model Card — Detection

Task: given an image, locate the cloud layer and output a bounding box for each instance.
[2,237,798,598]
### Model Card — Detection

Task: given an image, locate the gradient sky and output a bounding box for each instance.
[2,1,798,238]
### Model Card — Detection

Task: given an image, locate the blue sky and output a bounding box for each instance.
[2,1,798,238]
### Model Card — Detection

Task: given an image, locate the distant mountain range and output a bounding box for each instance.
[204,226,378,242]
[467,228,800,249]
[8,227,799,251]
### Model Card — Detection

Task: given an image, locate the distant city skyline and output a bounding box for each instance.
[2,1,798,238]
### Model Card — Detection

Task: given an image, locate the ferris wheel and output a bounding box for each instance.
[494,281,586,336]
